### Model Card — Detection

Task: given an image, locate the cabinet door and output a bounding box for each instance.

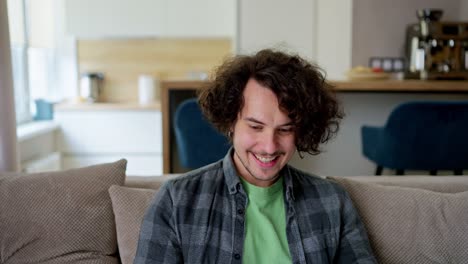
[238,0,316,59]
[64,0,166,38]
[56,110,163,176]
[55,110,162,154]
[65,0,235,38]
[165,0,236,38]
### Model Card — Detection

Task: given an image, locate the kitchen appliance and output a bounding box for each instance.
[404,9,468,80]
[80,72,104,102]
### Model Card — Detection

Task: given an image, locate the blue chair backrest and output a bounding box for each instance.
[174,98,231,169]
[384,101,468,169]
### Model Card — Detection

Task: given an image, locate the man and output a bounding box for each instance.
[134,49,376,263]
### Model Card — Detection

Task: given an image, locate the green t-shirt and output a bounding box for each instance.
[240,177,292,264]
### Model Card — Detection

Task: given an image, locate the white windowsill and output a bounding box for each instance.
[17,120,60,142]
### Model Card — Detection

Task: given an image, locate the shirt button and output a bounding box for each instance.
[237,208,244,215]
[234,253,241,260]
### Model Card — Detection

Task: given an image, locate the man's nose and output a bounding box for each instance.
[261,130,278,154]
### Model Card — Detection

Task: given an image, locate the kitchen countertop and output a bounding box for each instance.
[54,101,161,111]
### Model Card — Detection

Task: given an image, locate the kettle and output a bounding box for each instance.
[80,72,104,103]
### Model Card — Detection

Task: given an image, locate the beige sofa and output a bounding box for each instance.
[1,159,467,264]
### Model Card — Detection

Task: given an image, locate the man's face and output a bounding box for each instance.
[232,78,296,187]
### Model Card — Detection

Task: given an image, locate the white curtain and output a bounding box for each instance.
[0,0,19,172]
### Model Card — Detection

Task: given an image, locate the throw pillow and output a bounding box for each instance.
[108,185,156,264]
[0,159,127,264]
[328,176,468,264]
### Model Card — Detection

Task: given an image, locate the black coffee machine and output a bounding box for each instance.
[405,9,468,80]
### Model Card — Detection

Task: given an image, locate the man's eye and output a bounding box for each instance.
[250,125,262,130]
[278,128,293,134]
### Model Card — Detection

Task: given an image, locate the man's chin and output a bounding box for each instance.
[251,171,281,184]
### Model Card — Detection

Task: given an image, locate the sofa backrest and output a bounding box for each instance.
[125,174,181,190]
[125,174,468,193]
[328,175,468,264]
[338,175,468,193]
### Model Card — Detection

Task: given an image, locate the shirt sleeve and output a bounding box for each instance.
[133,182,183,264]
[334,189,377,264]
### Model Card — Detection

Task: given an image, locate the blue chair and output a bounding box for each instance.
[361,101,468,175]
[174,98,231,170]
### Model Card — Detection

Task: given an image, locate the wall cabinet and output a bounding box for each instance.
[165,0,236,38]
[237,0,316,59]
[55,108,163,176]
[64,0,235,38]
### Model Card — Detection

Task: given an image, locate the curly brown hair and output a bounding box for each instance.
[198,49,344,156]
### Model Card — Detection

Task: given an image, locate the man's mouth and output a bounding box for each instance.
[253,153,279,166]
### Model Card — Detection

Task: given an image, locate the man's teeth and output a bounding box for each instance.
[254,154,276,163]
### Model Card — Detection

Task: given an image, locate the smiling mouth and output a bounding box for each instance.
[253,153,279,165]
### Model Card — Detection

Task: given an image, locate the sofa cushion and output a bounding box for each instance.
[0,159,127,264]
[109,185,156,264]
[328,176,468,264]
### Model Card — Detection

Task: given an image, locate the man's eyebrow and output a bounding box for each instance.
[244,117,294,127]
[244,117,264,125]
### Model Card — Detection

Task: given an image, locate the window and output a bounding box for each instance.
[10,44,31,124]
[7,0,60,125]
[7,0,31,124]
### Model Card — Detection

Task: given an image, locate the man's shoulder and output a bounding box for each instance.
[164,161,226,194]
[287,165,347,197]
[287,165,328,185]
